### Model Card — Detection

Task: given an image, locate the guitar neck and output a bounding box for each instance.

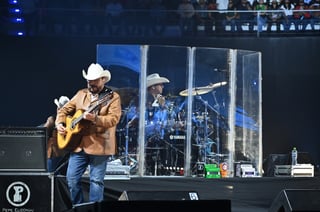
[71,91,113,127]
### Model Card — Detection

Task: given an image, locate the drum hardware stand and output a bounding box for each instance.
[124,117,130,166]
[153,147,161,176]
[211,91,220,159]
[197,92,227,159]
[123,114,137,166]
[145,135,165,176]
[162,139,184,155]
[195,95,216,164]
[162,139,184,168]
[117,103,137,168]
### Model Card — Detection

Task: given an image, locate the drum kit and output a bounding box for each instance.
[115,82,228,175]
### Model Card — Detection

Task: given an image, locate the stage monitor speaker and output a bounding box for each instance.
[0,127,47,172]
[119,190,199,201]
[269,189,320,212]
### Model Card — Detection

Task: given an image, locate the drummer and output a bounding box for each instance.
[146,73,170,139]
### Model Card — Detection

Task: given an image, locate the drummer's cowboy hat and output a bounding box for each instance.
[146,73,170,88]
[82,63,111,82]
[54,96,70,108]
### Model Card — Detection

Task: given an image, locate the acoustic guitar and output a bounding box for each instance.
[57,90,113,151]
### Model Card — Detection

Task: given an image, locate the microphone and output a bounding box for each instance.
[156,94,166,107]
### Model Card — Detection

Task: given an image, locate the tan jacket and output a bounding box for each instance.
[56,88,122,155]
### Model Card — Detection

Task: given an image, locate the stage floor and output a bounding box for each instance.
[54,175,320,212]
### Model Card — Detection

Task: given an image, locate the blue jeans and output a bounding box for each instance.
[66,150,108,205]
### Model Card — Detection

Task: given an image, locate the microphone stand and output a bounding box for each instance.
[124,115,129,166]
[123,100,136,166]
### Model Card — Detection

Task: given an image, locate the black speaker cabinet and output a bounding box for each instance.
[0,127,47,171]
[118,190,200,200]
[0,173,53,211]
[269,189,320,212]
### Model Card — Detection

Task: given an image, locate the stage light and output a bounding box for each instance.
[8,0,18,4]
[7,30,25,36]
[9,8,21,13]
[10,17,24,23]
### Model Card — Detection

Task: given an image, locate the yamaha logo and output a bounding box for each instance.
[6,181,30,207]
[169,134,185,140]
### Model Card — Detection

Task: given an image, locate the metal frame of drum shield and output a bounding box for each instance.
[135,46,194,176]
[96,45,262,177]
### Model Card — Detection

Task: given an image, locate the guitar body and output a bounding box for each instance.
[57,89,113,151]
[57,110,85,151]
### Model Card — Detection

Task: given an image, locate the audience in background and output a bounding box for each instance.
[309,0,320,30]
[280,0,296,31]
[177,0,196,36]
[253,0,268,33]
[293,0,312,31]
[236,0,254,32]
[7,0,320,37]
[149,0,167,36]
[215,0,229,33]
[207,0,218,32]
[267,0,283,32]
[222,1,238,32]
[194,0,214,35]
[105,0,124,36]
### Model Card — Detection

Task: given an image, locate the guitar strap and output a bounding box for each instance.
[98,86,113,99]
[93,87,113,114]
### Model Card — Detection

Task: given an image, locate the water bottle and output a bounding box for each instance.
[291,147,298,166]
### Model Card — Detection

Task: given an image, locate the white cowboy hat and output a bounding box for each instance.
[146,73,170,88]
[82,63,111,82]
[54,96,70,108]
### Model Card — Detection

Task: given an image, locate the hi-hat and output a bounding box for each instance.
[179,81,227,96]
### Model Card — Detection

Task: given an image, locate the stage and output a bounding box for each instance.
[1,172,320,211]
[54,174,320,212]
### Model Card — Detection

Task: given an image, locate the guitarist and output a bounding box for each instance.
[55,63,122,206]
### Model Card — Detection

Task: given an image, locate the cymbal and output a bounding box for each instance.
[209,81,227,89]
[179,81,227,96]
[179,87,213,96]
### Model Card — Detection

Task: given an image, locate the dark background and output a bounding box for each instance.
[1,35,319,170]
